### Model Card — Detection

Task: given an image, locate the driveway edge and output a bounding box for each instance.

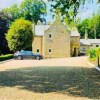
[0,59,13,64]
[87,61,100,72]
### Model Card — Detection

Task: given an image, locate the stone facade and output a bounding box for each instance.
[32,36,43,55]
[43,20,70,58]
[71,36,80,56]
[32,18,80,58]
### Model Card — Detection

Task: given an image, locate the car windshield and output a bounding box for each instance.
[20,51,32,55]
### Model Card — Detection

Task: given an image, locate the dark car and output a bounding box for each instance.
[14,50,43,60]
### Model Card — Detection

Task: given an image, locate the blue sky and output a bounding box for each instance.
[0,0,99,22]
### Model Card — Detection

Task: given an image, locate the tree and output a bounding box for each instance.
[77,14,100,39]
[2,0,46,24]
[20,0,46,24]
[77,19,91,38]
[6,19,33,52]
[49,0,100,23]
[3,4,20,23]
[49,0,86,21]
[89,15,100,39]
[90,47,100,67]
[0,11,11,55]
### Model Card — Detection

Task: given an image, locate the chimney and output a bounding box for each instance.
[85,29,88,40]
[55,9,61,21]
[37,20,42,25]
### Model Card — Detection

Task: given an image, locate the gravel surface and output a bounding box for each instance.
[0,56,99,100]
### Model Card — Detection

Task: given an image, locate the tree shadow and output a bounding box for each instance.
[0,66,100,99]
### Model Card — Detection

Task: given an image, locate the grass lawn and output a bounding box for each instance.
[0,66,100,100]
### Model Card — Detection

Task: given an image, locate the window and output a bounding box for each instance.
[37,49,39,52]
[96,45,99,47]
[49,34,52,38]
[49,49,51,52]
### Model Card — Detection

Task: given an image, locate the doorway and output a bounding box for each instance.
[73,47,77,56]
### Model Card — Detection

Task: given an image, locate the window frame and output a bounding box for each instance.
[37,49,39,53]
[49,49,51,53]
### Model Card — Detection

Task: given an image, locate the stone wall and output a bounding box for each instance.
[32,36,43,54]
[71,36,80,56]
[43,21,71,58]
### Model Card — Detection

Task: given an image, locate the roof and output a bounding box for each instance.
[88,39,100,44]
[80,39,91,46]
[35,25,50,36]
[80,39,100,46]
[71,27,80,37]
[34,25,80,37]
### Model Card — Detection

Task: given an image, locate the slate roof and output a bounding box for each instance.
[80,39,100,46]
[70,27,80,37]
[80,39,91,46]
[88,39,100,44]
[35,25,50,36]
[34,25,80,37]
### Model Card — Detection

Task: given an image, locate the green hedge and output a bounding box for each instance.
[0,54,14,61]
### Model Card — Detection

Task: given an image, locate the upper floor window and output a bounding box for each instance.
[49,34,52,38]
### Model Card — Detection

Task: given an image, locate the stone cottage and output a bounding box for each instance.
[80,32,100,55]
[32,17,80,58]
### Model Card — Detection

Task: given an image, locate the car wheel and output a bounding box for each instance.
[17,56,22,60]
[36,56,40,60]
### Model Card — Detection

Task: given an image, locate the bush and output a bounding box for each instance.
[6,18,33,52]
[89,47,100,60]
[0,54,14,61]
[89,49,97,59]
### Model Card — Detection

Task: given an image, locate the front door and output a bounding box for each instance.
[73,47,76,56]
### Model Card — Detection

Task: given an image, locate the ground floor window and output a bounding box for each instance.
[96,45,99,47]
[37,49,39,52]
[49,49,51,52]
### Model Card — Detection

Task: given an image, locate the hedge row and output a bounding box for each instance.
[0,54,14,61]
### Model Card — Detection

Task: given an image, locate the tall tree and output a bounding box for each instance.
[20,0,46,24]
[77,14,100,39]
[89,14,100,38]
[0,11,11,55]
[49,0,86,21]
[2,0,46,24]
[49,0,100,23]
[3,4,20,23]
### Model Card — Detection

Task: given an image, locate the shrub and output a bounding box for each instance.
[90,48,100,67]
[89,49,97,59]
[0,54,14,61]
[6,18,33,52]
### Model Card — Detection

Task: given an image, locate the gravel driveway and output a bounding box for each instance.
[0,56,99,100]
[0,56,91,71]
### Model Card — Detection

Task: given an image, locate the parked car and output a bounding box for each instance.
[14,50,43,60]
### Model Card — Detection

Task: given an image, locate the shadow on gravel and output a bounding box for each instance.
[0,66,100,99]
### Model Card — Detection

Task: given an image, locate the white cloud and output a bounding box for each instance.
[17,0,24,4]
[0,0,24,9]
[76,10,93,21]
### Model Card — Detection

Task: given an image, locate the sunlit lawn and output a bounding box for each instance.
[0,66,100,99]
